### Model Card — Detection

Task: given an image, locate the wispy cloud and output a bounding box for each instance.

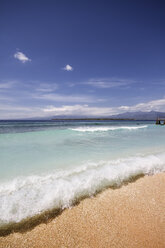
[1,97,165,119]
[69,78,136,89]
[14,51,31,63]
[1,76,165,119]
[0,104,44,119]
[85,78,136,88]
[63,64,73,71]
[32,93,96,103]
[0,96,15,102]
[36,83,58,93]
[0,80,17,89]
[0,81,17,103]
[0,79,99,105]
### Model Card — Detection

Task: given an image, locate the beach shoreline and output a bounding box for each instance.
[0,172,164,248]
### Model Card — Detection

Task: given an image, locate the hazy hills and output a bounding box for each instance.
[109,111,165,120]
[50,111,165,120]
[23,111,165,120]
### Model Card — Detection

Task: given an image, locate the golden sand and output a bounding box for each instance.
[0,173,165,248]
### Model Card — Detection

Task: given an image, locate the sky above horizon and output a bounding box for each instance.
[0,0,165,119]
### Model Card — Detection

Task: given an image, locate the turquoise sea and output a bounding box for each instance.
[0,120,165,229]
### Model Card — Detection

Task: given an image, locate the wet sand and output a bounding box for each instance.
[0,173,165,248]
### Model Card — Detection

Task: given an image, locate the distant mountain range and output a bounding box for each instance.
[24,111,165,121]
[109,111,165,120]
[51,111,165,120]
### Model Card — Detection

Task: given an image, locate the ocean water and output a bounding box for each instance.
[0,120,165,229]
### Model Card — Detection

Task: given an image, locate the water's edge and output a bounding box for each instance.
[0,173,145,237]
[0,121,164,237]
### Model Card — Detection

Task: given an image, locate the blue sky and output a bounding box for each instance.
[0,0,165,119]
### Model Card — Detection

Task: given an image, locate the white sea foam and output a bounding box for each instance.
[70,125,148,132]
[0,152,164,228]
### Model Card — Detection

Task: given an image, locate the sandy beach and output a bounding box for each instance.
[0,173,164,248]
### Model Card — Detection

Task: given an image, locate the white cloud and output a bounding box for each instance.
[43,104,116,116]
[43,97,165,117]
[1,97,165,119]
[63,64,73,71]
[14,51,31,63]
[119,98,165,112]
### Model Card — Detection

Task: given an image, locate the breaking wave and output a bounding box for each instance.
[70,125,148,132]
[0,151,164,230]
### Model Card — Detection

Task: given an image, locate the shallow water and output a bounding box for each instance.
[0,120,165,227]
